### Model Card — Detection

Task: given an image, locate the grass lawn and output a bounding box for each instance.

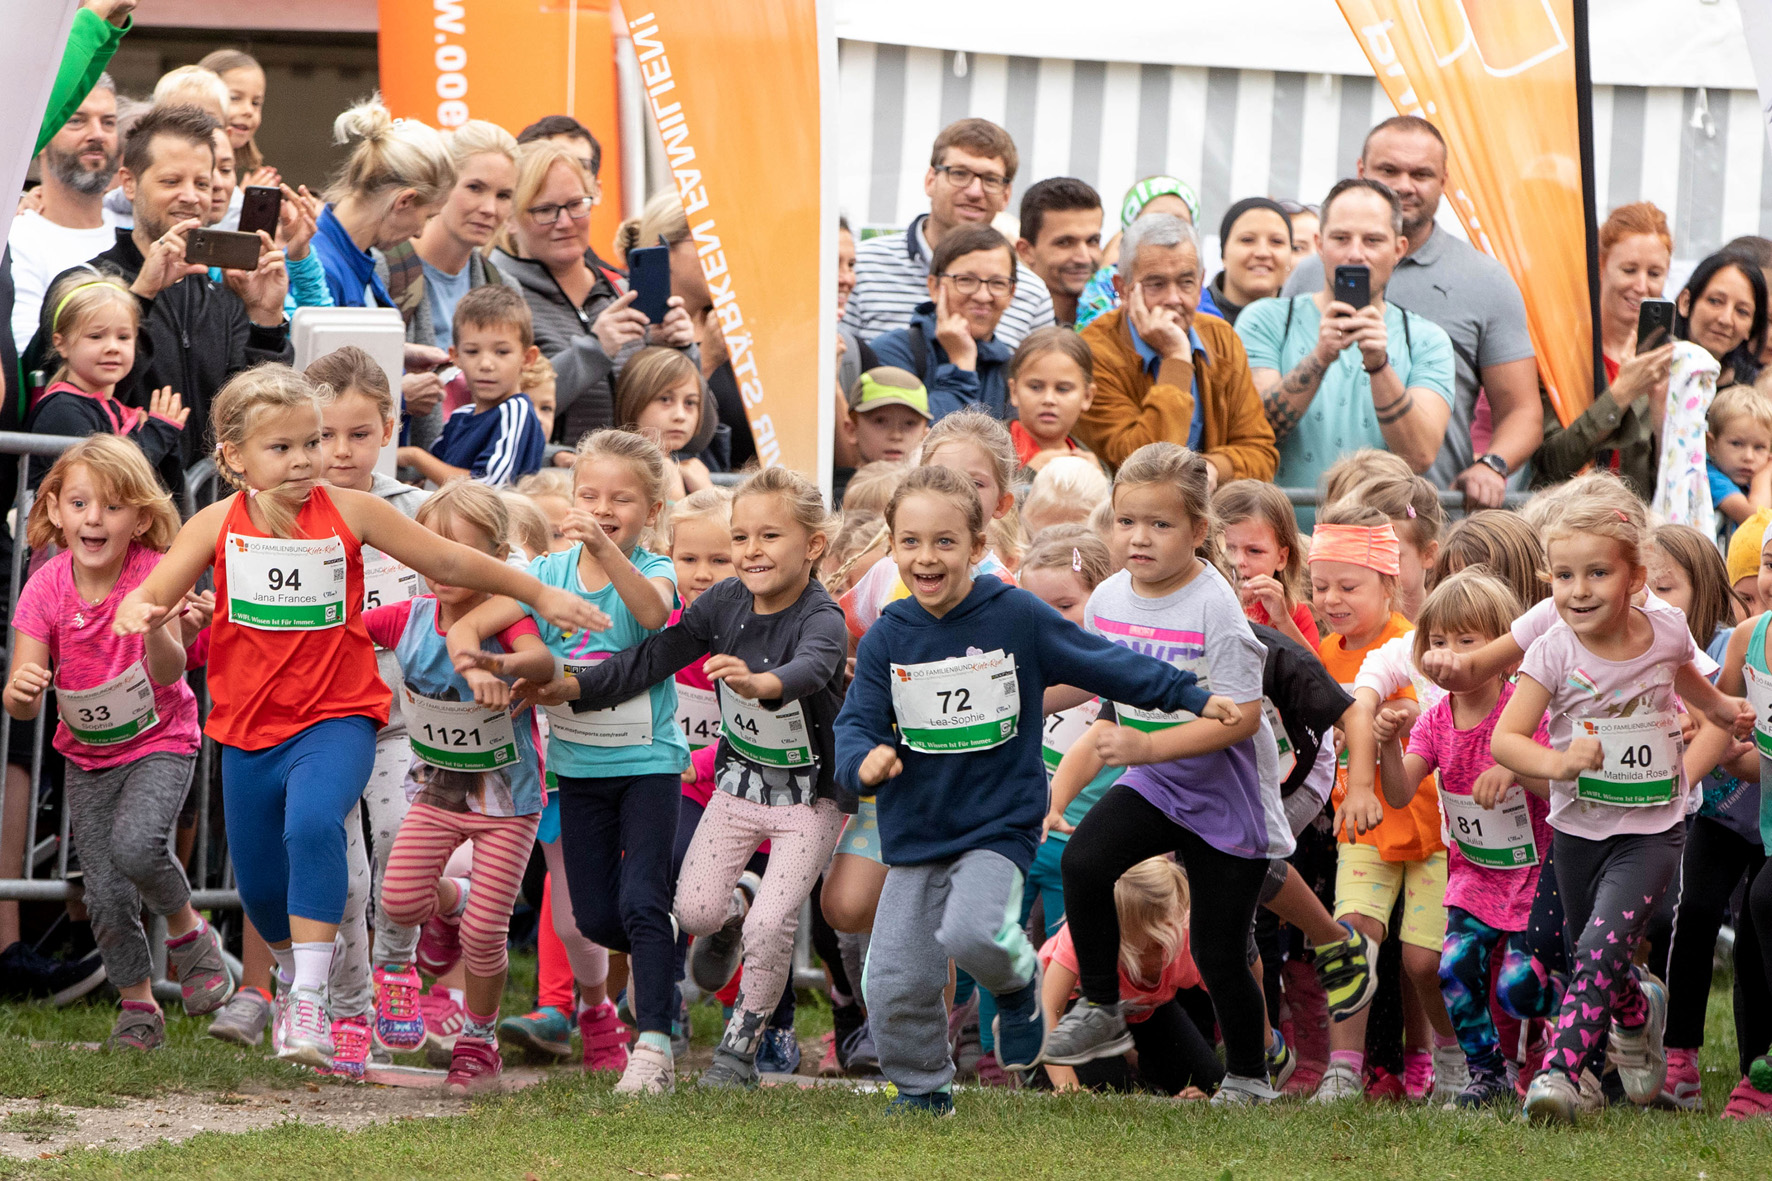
[2,956,1770,1180]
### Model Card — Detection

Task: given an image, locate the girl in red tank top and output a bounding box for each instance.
[115,363,605,1069]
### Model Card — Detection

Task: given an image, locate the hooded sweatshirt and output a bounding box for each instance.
[834,576,1212,872]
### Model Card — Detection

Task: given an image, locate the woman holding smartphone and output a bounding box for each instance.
[1534,202,1679,495]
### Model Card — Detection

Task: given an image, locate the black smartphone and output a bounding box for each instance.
[1636,297,1676,351]
[185,228,263,271]
[238,185,281,237]
[1333,264,1371,310]
[627,242,672,325]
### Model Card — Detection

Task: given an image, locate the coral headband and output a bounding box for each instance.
[1309,523,1401,577]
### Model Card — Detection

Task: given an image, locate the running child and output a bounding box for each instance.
[835,462,1239,1113]
[446,428,686,1095]
[1492,502,1753,1124]
[112,363,601,1069]
[5,436,229,1050]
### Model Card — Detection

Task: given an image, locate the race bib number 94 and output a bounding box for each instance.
[225,533,347,630]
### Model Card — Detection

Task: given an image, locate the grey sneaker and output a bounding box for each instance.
[107,1003,165,1051]
[1610,972,1668,1105]
[167,923,235,1017]
[688,872,759,993]
[1211,1073,1279,1106]
[1039,1001,1132,1066]
[1310,1058,1364,1103]
[1431,1043,1471,1104]
[1523,1068,1580,1124]
[698,1046,760,1090]
[614,1042,676,1094]
[276,985,333,1069]
[208,988,273,1047]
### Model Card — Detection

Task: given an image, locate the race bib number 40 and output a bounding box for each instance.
[889,650,1020,754]
[403,686,519,772]
[1575,713,1680,807]
[57,662,159,746]
[1440,787,1538,869]
[225,533,347,630]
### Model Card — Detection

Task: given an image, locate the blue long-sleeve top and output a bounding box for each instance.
[869,301,1012,422]
[834,576,1211,872]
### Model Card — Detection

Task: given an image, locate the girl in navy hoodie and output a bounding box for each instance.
[833,464,1239,1114]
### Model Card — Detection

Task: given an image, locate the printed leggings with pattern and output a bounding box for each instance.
[1439,905,1562,1076]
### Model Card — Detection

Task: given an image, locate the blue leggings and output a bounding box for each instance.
[1439,904,1562,1077]
[221,716,379,944]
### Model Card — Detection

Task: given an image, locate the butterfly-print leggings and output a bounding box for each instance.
[1544,826,1685,1078]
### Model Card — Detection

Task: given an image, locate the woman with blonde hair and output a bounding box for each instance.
[492,144,697,450]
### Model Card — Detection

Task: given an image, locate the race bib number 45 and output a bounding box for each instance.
[1575,713,1680,807]
[889,650,1020,754]
[225,533,347,630]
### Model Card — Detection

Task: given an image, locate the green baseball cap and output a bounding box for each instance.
[847,366,931,420]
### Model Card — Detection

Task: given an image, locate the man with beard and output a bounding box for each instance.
[10,77,122,353]
[1015,177,1103,329]
[39,103,291,466]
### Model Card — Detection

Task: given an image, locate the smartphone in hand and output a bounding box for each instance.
[627,243,672,325]
[1333,264,1371,310]
[185,228,262,271]
[238,185,282,237]
[1636,297,1676,352]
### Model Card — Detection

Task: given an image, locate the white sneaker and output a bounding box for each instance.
[1310,1058,1364,1103]
[276,985,333,1069]
[1610,972,1668,1105]
[614,1042,676,1095]
[1211,1073,1279,1106]
[1431,1043,1470,1105]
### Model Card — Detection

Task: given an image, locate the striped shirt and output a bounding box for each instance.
[432,393,546,486]
[842,214,1054,349]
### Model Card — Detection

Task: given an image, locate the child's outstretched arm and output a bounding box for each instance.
[446,596,534,673]
[1419,633,1524,695]
[459,633,558,710]
[113,502,228,635]
[1336,692,1384,837]
[143,614,188,687]
[1718,622,1751,696]
[566,508,674,630]
[833,630,902,795]
[1093,702,1261,767]
[1045,719,1112,839]
[347,493,609,636]
[1491,674,1597,781]
[1032,598,1236,727]
[1674,660,1755,740]
[706,605,847,706]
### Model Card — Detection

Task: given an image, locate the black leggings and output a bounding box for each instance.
[1061,784,1270,1078]
[1656,816,1764,1051]
[1072,996,1227,1095]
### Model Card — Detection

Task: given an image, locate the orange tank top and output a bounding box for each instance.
[205,486,390,750]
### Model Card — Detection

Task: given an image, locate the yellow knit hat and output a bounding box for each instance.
[1727,508,1772,586]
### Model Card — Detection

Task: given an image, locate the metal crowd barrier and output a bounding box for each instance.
[1276,486,1533,511]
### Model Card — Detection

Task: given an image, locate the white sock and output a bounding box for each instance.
[446,877,471,917]
[291,941,334,992]
[271,944,296,985]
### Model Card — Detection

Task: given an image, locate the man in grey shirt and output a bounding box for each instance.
[1286,116,1540,504]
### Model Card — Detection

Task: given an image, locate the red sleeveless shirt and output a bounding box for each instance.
[205,486,390,750]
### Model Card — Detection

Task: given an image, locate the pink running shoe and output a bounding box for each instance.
[1282,960,1329,1096]
[446,1036,504,1095]
[373,963,425,1052]
[420,986,465,1069]
[1660,1046,1702,1110]
[415,914,463,978]
[580,1000,630,1074]
[817,1031,841,1078]
[328,1015,371,1080]
[1517,1020,1550,1098]
[1722,1076,1772,1120]
[1366,1065,1406,1103]
[973,1050,1012,1088]
[1403,1052,1434,1102]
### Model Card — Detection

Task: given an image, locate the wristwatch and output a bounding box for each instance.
[1476,453,1509,478]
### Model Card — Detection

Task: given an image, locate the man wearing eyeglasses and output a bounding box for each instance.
[868,224,1017,422]
[1075,214,1277,483]
[844,118,1053,350]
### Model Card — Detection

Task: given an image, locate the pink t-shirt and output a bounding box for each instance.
[1512,594,1716,677]
[12,544,200,771]
[1407,682,1553,930]
[1518,606,1701,840]
[1039,920,1200,1023]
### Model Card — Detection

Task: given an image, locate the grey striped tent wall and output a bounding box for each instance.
[839,41,1772,273]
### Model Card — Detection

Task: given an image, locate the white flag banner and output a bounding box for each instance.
[1743,0,1772,152]
[0,1,81,259]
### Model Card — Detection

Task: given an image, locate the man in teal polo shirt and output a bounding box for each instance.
[1237,178,1454,519]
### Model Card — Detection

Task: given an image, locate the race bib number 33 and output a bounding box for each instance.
[225,533,347,630]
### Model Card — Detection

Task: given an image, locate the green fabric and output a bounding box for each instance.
[38,10,128,156]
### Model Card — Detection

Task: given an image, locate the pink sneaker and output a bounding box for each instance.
[1282,959,1329,1096]
[419,986,465,1069]
[415,915,463,977]
[1517,1020,1550,1098]
[973,1050,1012,1088]
[1366,1065,1406,1103]
[373,963,425,1052]
[817,1031,841,1078]
[1722,1076,1772,1120]
[446,1035,504,1095]
[579,1000,630,1073]
[1660,1046,1701,1110]
[1403,1052,1434,1102]
[328,1015,370,1080]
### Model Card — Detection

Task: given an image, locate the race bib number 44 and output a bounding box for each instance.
[1575,713,1681,807]
[225,533,347,630]
[889,650,1020,754]
[720,687,814,768]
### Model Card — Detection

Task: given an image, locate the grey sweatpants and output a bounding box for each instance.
[864,848,1037,1095]
[65,753,196,990]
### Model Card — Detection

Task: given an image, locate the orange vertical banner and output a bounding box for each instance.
[376,0,627,255]
[624,1,835,483]
[1336,0,1593,425]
